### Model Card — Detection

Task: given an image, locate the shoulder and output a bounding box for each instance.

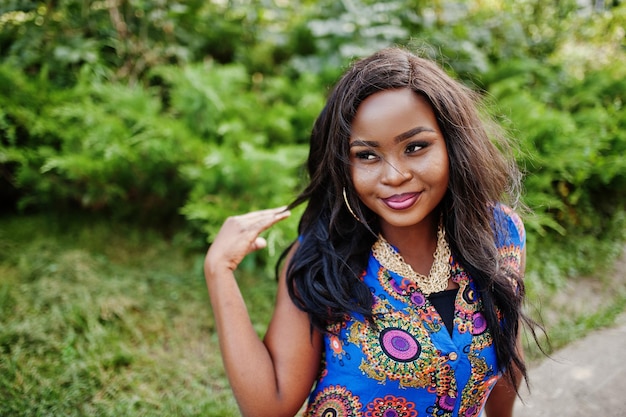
[492,203,525,250]
[491,203,527,279]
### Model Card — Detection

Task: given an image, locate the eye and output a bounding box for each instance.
[355,150,378,161]
[405,142,427,154]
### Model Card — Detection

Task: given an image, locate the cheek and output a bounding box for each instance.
[420,150,450,186]
[350,165,378,194]
[432,160,450,185]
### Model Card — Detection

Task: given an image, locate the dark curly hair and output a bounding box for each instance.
[280,47,534,389]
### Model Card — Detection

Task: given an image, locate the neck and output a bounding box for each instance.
[379,213,440,276]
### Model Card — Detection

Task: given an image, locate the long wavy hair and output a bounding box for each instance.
[280,47,533,388]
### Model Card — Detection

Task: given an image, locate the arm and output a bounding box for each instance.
[483,347,523,417]
[204,207,322,417]
[484,246,527,417]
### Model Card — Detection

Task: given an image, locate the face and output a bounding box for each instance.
[349,88,449,235]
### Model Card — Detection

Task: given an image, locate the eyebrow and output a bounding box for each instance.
[394,126,436,143]
[349,139,378,148]
[349,126,436,148]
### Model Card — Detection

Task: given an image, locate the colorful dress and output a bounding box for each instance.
[303,205,525,417]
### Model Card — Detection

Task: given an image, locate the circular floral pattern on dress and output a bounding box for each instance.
[328,334,351,367]
[437,394,456,411]
[349,299,439,388]
[471,312,488,335]
[410,291,426,307]
[464,404,479,417]
[306,385,362,417]
[380,328,421,362]
[365,395,418,417]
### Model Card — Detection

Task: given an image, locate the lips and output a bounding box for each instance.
[382,192,420,210]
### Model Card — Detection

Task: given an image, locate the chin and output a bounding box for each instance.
[380,216,430,229]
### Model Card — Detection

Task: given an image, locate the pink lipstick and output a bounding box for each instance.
[382,193,419,210]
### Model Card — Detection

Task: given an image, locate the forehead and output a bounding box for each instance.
[350,89,438,141]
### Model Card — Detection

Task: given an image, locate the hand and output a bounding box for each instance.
[204,206,291,276]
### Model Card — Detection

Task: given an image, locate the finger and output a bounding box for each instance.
[251,237,267,251]
[236,206,290,222]
[205,208,289,272]
[236,207,291,235]
[258,209,291,232]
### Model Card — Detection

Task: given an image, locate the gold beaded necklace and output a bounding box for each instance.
[372,224,451,296]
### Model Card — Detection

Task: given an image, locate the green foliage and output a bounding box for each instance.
[0,0,329,86]
[0,64,61,209]
[180,142,307,271]
[1,0,625,281]
[0,64,203,223]
[150,61,324,146]
[0,0,237,85]
[0,57,324,251]
[484,57,626,280]
[147,61,323,254]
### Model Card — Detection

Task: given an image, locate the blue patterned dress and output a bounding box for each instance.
[303,205,525,417]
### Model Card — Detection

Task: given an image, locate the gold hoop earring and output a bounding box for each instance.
[342,187,362,223]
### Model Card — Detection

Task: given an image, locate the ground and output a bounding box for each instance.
[515,247,626,416]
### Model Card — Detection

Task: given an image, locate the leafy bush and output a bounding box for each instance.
[180,143,307,271]
[0,59,324,260]
[151,61,323,263]
[1,0,625,280]
[149,62,324,147]
[484,58,626,281]
[0,66,204,224]
[0,64,63,212]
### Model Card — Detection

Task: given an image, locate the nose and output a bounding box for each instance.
[381,158,413,185]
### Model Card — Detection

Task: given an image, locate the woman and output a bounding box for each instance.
[204,47,533,417]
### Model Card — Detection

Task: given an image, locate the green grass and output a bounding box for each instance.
[0,214,624,415]
[523,292,626,362]
[522,234,626,362]
[0,214,281,416]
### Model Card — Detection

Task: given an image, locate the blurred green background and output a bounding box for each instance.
[1,1,625,415]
